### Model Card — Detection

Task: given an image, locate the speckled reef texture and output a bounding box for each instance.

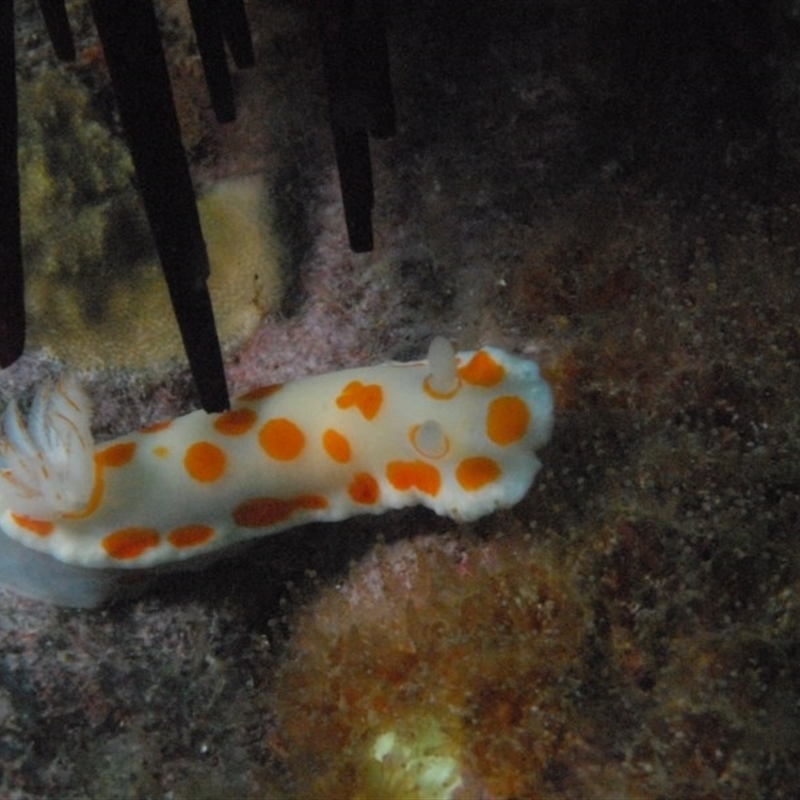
[2,0,800,797]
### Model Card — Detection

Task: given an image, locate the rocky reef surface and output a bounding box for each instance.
[2,1,799,797]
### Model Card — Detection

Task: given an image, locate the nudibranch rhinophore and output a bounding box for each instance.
[0,338,553,607]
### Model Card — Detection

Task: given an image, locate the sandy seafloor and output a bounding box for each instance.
[2,1,800,797]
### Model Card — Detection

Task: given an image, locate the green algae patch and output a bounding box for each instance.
[18,69,284,368]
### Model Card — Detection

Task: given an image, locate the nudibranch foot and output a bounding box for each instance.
[0,339,553,606]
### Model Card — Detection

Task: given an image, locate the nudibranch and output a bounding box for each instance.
[0,338,553,607]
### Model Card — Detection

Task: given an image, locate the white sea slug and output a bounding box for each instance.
[0,339,553,607]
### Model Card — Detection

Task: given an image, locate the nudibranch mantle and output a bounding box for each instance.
[0,339,553,606]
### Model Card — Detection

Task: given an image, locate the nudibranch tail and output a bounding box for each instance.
[0,375,95,518]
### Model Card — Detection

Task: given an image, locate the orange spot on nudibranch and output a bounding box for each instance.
[336,381,384,420]
[11,513,54,537]
[65,472,102,519]
[233,494,328,528]
[97,442,137,468]
[259,418,305,460]
[486,396,530,445]
[167,524,215,548]
[386,460,442,496]
[140,420,172,434]
[102,527,160,560]
[459,350,506,387]
[184,441,227,482]
[152,446,169,459]
[456,456,502,491]
[323,428,351,463]
[214,407,257,436]
[66,441,136,520]
[423,377,461,399]
[348,472,380,504]
[410,422,450,459]
[237,384,283,402]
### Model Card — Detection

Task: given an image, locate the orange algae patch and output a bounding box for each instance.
[167,523,215,548]
[259,418,305,460]
[486,396,530,445]
[237,383,283,402]
[386,460,441,496]
[102,526,160,559]
[97,441,137,468]
[233,494,328,528]
[459,350,505,387]
[336,381,383,420]
[323,428,352,463]
[539,346,582,411]
[273,535,592,799]
[348,472,380,504]
[214,407,257,436]
[11,513,54,536]
[184,441,227,482]
[456,456,502,490]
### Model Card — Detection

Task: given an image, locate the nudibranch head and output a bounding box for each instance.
[0,339,553,606]
[406,337,553,521]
